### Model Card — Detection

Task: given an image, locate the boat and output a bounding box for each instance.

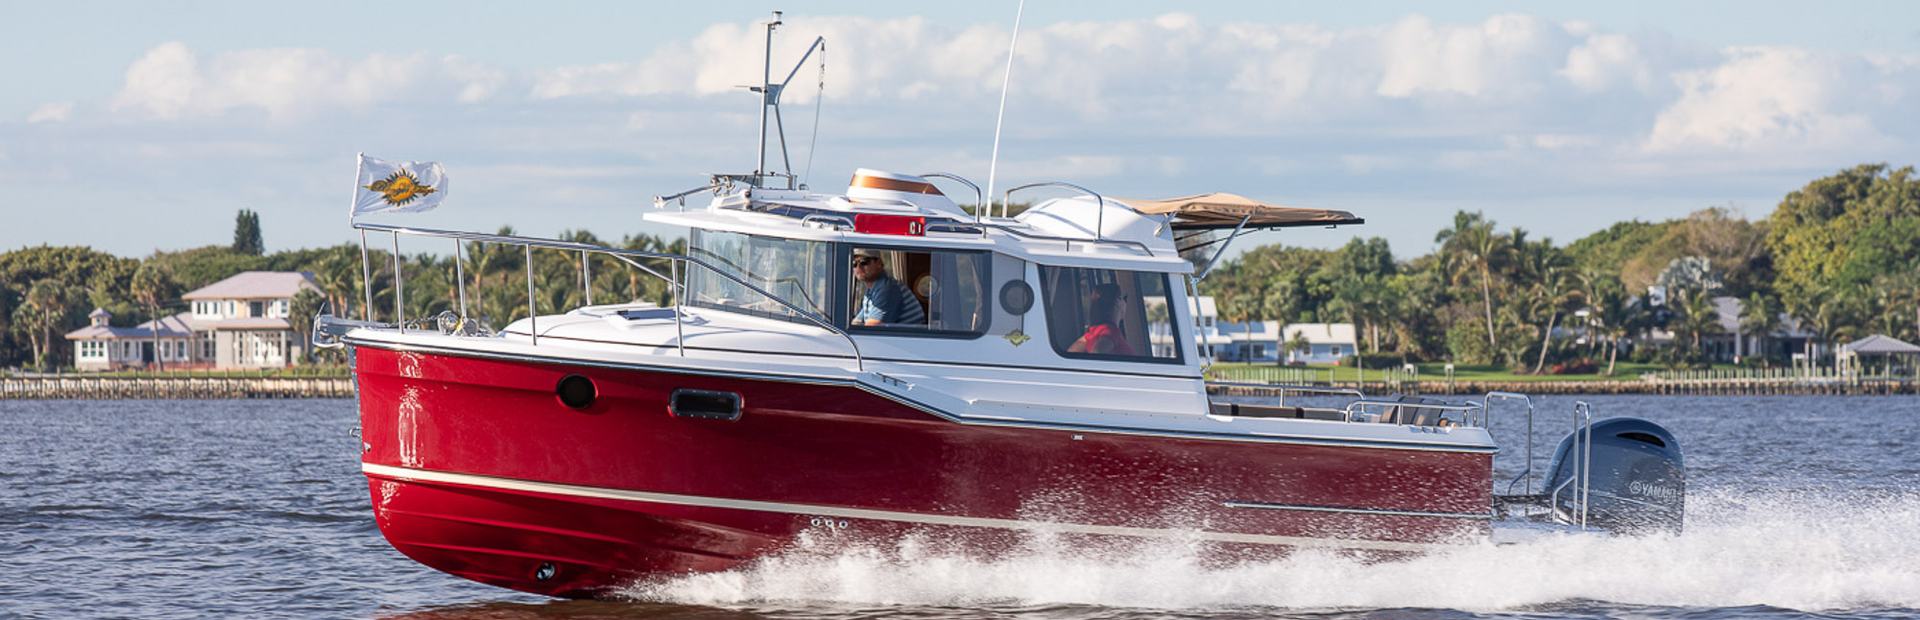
[316,12,1686,598]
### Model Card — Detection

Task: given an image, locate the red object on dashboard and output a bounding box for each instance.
[853,213,926,236]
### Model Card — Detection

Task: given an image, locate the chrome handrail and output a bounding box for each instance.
[919,172,983,219]
[1003,180,1109,238]
[976,221,1158,257]
[1206,382,1364,408]
[1548,401,1596,529]
[350,222,864,371]
[1483,391,1538,494]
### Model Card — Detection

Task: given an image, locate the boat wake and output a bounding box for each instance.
[620,490,1920,613]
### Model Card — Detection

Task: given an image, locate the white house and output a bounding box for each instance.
[1217,320,1282,362]
[65,308,199,371]
[1147,296,1231,359]
[1281,323,1360,364]
[66,271,321,371]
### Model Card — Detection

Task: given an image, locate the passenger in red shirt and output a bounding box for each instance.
[1069,282,1136,356]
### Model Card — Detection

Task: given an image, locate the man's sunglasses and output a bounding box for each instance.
[853,258,876,267]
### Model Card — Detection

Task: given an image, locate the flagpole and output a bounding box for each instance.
[352,153,375,322]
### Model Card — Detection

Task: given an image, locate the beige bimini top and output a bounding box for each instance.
[1117,192,1363,230]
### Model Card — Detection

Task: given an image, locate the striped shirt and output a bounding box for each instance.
[855,275,926,326]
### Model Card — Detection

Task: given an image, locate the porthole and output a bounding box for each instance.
[999,280,1035,315]
[555,375,597,410]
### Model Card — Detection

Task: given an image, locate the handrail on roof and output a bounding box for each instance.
[349,221,864,372]
[1000,181,1166,258]
[918,172,983,215]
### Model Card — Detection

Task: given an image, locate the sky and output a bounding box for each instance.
[3,1,1919,260]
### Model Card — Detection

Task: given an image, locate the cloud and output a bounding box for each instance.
[26,102,73,123]
[111,42,507,120]
[1643,47,1906,153]
[23,11,1920,260]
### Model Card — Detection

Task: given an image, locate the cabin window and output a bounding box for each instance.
[1039,266,1182,364]
[846,246,989,337]
[687,229,833,323]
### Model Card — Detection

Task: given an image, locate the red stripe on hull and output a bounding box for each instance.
[353,346,1492,596]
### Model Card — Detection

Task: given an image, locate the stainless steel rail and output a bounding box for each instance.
[1206,382,1365,409]
[1482,391,1538,494]
[918,172,983,216]
[1550,401,1596,529]
[976,221,1158,257]
[998,181,1165,257]
[349,222,864,371]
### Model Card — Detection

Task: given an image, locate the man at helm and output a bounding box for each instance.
[851,249,925,326]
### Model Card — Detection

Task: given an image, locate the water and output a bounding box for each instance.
[3,395,1918,619]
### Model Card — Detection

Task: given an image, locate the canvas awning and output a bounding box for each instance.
[1841,334,1920,355]
[1116,192,1364,231]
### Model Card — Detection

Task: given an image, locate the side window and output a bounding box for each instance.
[687,229,832,323]
[848,247,989,336]
[1039,266,1181,363]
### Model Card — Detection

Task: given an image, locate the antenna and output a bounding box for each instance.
[754,10,782,182]
[747,10,826,190]
[984,0,1026,217]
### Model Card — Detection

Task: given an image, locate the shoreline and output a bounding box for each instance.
[1,376,353,399]
[2,375,1910,400]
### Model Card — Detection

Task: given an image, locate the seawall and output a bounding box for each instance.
[0,376,354,399]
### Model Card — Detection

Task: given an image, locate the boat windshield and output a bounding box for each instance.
[687,229,832,322]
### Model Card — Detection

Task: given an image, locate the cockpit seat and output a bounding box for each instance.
[1209,401,1345,421]
[1380,395,1448,426]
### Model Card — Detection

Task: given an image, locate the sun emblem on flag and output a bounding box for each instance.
[364,169,438,206]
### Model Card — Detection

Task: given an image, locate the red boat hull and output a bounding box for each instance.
[354,345,1492,597]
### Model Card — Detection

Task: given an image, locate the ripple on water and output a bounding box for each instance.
[2,395,1918,619]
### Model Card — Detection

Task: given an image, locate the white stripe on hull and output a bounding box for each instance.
[363,463,1456,554]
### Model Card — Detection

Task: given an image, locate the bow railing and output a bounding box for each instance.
[327,222,864,372]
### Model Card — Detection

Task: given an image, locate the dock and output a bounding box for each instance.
[1207,366,1917,397]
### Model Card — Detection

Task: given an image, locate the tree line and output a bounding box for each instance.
[4,164,1916,372]
[1,215,680,370]
[1198,164,1920,372]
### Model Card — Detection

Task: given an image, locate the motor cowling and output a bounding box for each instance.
[1543,417,1685,533]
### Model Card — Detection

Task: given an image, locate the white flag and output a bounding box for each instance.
[350,154,448,220]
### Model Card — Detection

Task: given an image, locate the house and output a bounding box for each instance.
[65,271,321,371]
[1213,321,1360,364]
[1148,296,1231,359]
[1217,320,1281,362]
[1645,296,1812,362]
[65,308,199,371]
[1281,323,1360,364]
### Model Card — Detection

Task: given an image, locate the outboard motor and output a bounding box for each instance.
[1543,416,1685,533]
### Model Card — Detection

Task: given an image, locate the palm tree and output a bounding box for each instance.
[312,251,359,319]
[1670,288,1723,360]
[1434,212,1508,353]
[1586,277,1639,376]
[1739,293,1782,365]
[1523,246,1582,374]
[131,262,181,371]
[1788,285,1860,363]
[12,280,74,370]
[1281,330,1311,365]
[289,289,326,364]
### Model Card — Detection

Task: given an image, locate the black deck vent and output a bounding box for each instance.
[670,389,743,421]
